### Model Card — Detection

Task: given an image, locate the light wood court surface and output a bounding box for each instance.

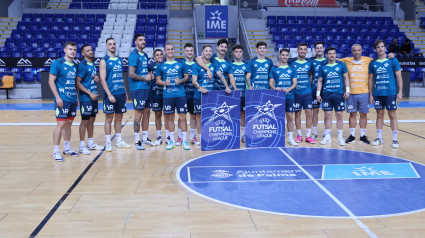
[0,99,425,237]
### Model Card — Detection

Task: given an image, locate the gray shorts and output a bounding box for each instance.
[346,93,369,113]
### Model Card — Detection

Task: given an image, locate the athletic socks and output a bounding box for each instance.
[116,133,122,142]
[312,127,317,135]
[105,135,111,143]
[377,129,383,140]
[297,129,302,137]
[64,141,70,151]
[53,145,60,154]
[134,133,140,143]
[241,127,246,137]
[360,128,366,137]
[306,129,311,137]
[142,131,148,141]
[166,130,170,138]
[88,138,94,147]
[350,128,355,137]
[80,141,85,147]
[170,132,175,142]
[157,130,162,137]
[190,129,196,139]
[182,132,187,141]
[288,132,293,139]
[338,130,343,139]
[178,129,182,138]
[392,130,398,141]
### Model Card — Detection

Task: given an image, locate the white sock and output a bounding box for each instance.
[306,129,311,137]
[313,127,317,135]
[170,132,175,141]
[166,130,170,138]
[241,127,246,137]
[116,133,122,143]
[325,129,331,136]
[338,130,343,139]
[142,131,148,141]
[182,132,187,141]
[360,128,366,137]
[288,132,293,139]
[64,141,70,151]
[105,135,111,143]
[53,145,60,154]
[190,129,196,139]
[198,134,201,141]
[392,130,398,141]
[297,129,302,136]
[88,138,94,146]
[134,133,140,143]
[377,129,383,140]
[157,130,162,137]
[350,128,355,137]
[178,128,182,138]
[80,141,85,147]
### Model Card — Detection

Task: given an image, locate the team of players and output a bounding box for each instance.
[49,36,403,161]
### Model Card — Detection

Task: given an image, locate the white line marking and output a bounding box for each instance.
[187,166,192,183]
[278,148,378,238]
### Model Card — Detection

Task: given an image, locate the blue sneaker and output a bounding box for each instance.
[183,139,190,150]
[135,141,145,150]
[166,140,175,150]
[53,152,64,162]
[63,150,79,157]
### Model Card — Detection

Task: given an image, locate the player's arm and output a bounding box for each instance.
[179,73,190,83]
[228,74,237,90]
[343,72,350,99]
[99,59,115,103]
[128,66,152,81]
[246,72,253,89]
[368,73,374,104]
[316,76,323,102]
[192,74,207,93]
[76,76,97,101]
[216,70,231,93]
[288,77,297,92]
[395,69,403,102]
[269,77,277,90]
[195,56,212,79]
[48,73,63,107]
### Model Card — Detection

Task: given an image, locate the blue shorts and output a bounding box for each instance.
[186,94,195,115]
[374,95,397,110]
[132,89,150,110]
[55,100,77,120]
[103,94,127,114]
[312,91,321,108]
[241,97,245,111]
[346,93,370,113]
[80,100,98,117]
[194,97,202,115]
[294,93,313,112]
[150,97,163,112]
[322,92,345,111]
[286,98,294,113]
[163,96,187,114]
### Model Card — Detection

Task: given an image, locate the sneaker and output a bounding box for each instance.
[392,140,399,149]
[345,135,355,144]
[116,140,131,149]
[79,146,91,155]
[63,150,79,157]
[192,136,200,146]
[166,136,171,145]
[175,137,182,146]
[53,152,64,162]
[320,135,331,145]
[371,138,383,146]
[312,134,318,140]
[104,142,112,152]
[166,140,175,150]
[183,139,190,150]
[338,137,346,146]
[359,135,370,144]
[295,135,303,143]
[155,136,162,146]
[135,141,145,150]
[287,138,298,146]
[143,138,156,146]
[305,136,316,144]
[241,135,245,143]
[87,143,103,150]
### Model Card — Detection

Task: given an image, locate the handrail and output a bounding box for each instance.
[192,0,200,56]
[239,12,252,58]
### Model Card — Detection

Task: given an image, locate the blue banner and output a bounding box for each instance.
[323,163,420,180]
[245,90,286,148]
[201,91,241,151]
[205,6,228,38]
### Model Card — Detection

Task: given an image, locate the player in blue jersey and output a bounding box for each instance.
[192,45,231,145]
[156,44,190,150]
[269,48,298,146]
[128,33,155,150]
[228,44,248,142]
[316,47,350,146]
[310,41,327,139]
[368,40,403,148]
[288,43,315,144]
[76,44,103,155]
[148,49,166,146]
[99,37,131,152]
[246,41,273,90]
[48,41,79,161]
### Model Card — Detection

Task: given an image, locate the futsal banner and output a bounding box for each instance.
[201,90,240,151]
[277,0,338,7]
[245,90,286,148]
[205,5,228,38]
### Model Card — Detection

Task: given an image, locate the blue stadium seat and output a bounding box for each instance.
[22,72,35,82]
[47,51,58,58]
[35,51,46,57]
[11,51,22,57]
[11,67,23,81]
[23,51,34,57]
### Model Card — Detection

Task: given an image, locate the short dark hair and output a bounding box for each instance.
[203,45,212,50]
[106,37,115,43]
[297,42,308,48]
[279,48,290,54]
[81,44,91,52]
[326,47,336,54]
[374,40,386,49]
[184,43,194,49]
[153,48,163,55]
[256,41,267,48]
[217,39,228,47]
[64,41,76,48]
[314,41,324,49]
[232,44,243,51]
[134,33,145,41]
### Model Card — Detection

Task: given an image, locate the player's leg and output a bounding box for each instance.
[386,95,399,148]
[62,102,79,156]
[79,116,90,154]
[285,99,297,146]
[320,93,333,145]
[312,92,320,139]
[177,96,190,150]
[372,96,385,146]
[194,97,202,145]
[86,113,103,150]
[165,98,177,150]
[346,94,357,143]
[294,94,303,142]
[53,119,67,161]
[304,94,315,144]
[240,97,246,143]
[142,107,155,146]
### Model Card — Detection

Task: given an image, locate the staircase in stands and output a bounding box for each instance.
[167,17,194,58]
[243,18,275,61]
[0,17,19,48]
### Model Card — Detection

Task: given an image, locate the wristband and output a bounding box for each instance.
[346,87,350,93]
[316,91,320,97]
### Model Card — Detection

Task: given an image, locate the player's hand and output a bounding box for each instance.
[369,95,374,104]
[344,92,350,99]
[89,92,98,101]
[225,87,231,94]
[388,53,395,59]
[201,88,208,93]
[207,69,212,79]
[165,78,171,86]
[146,72,154,81]
[397,92,402,103]
[93,75,99,82]
[316,96,322,103]
[282,88,290,93]
[56,98,64,108]
[175,76,180,85]
[275,87,282,91]
[248,86,254,90]
[109,95,116,103]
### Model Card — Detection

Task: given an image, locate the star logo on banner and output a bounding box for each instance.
[210,10,222,21]
[205,102,237,124]
[248,100,282,122]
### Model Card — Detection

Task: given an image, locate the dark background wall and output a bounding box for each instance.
[1,0,14,17]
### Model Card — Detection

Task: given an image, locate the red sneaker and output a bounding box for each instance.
[295,135,303,143]
[305,136,316,144]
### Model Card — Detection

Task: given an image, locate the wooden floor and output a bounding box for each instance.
[1,99,425,237]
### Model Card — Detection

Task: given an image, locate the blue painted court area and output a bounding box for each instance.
[177,148,425,218]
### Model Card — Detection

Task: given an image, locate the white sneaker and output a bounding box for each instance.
[320,135,331,145]
[241,135,245,143]
[143,138,156,146]
[175,137,182,146]
[155,136,162,146]
[338,137,346,146]
[105,142,112,152]
[87,143,103,150]
[392,140,399,149]
[287,138,298,146]
[165,136,170,145]
[192,136,200,146]
[53,152,64,162]
[116,140,131,149]
[166,140,175,150]
[63,150,79,157]
[372,138,383,146]
[135,141,145,150]
[79,146,91,155]
[183,139,190,150]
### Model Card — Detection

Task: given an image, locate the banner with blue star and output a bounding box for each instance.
[201,91,240,151]
[205,6,228,38]
[245,90,286,148]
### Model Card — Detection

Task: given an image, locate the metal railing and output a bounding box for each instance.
[239,12,252,59]
[192,0,200,55]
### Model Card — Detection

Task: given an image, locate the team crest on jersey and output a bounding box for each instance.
[335,67,340,71]
[242,66,246,70]
[384,63,389,67]
[254,64,257,67]
[221,64,226,68]
[265,63,269,68]
[288,69,292,73]
[175,65,179,69]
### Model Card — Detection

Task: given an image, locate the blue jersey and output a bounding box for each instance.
[148,61,163,99]
[182,60,196,96]
[128,49,150,91]
[318,61,348,94]
[156,60,186,98]
[211,54,231,90]
[269,65,297,99]
[50,57,77,102]
[192,62,218,98]
[228,61,248,97]
[289,59,313,94]
[310,57,327,91]
[246,57,273,89]
[369,58,402,96]
[103,55,126,95]
[77,59,98,102]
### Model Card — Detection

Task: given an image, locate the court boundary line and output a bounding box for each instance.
[384,123,425,140]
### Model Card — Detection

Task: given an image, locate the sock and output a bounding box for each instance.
[313,127,317,135]
[64,141,70,151]
[360,128,366,137]
[178,128,182,138]
[170,132,175,141]
[325,129,331,136]
[350,128,355,137]
[134,133,140,143]
[53,145,60,154]
[157,130,162,137]
[88,138,94,146]
[105,135,111,143]
[166,130,170,138]
[190,129,196,139]
[80,141,85,147]
[241,127,246,137]
[306,129,311,137]
[377,129,383,140]
[297,129,302,136]
[142,131,148,141]
[182,132,187,141]
[392,130,398,141]
[288,132,293,139]
[338,130,343,139]
[116,133,122,143]
[198,134,201,141]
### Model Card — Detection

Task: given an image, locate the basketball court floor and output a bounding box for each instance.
[1,98,425,237]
